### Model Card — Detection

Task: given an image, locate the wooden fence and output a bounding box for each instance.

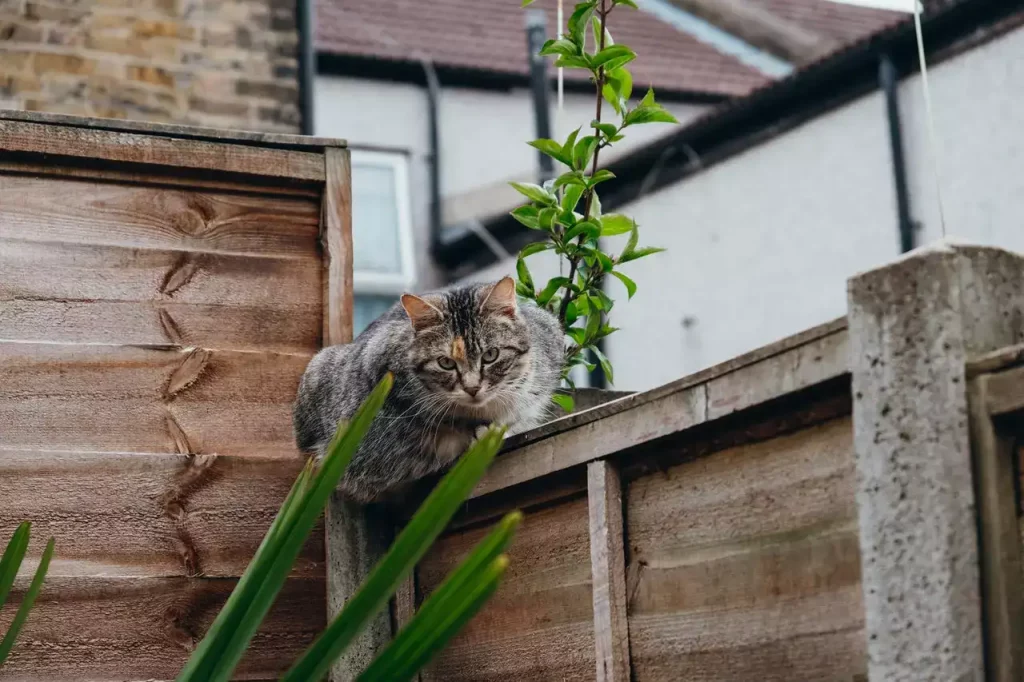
[1,111,1021,682]
[349,242,1023,682]
[0,111,352,680]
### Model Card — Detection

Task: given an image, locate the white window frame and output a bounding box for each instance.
[350,148,416,294]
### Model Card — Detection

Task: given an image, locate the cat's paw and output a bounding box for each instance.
[475,424,489,440]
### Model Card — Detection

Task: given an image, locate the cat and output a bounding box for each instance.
[292,276,564,503]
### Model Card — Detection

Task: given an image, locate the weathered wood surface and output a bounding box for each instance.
[0,174,321,259]
[0,575,325,680]
[322,147,354,347]
[0,343,309,456]
[0,109,347,150]
[981,364,1024,417]
[626,417,866,681]
[0,450,322,579]
[0,241,321,352]
[420,496,595,681]
[968,376,1024,682]
[0,119,326,181]
[588,461,631,682]
[472,318,848,498]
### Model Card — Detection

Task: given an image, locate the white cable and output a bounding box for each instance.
[912,4,948,237]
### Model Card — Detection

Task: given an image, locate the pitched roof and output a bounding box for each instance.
[440,0,1016,271]
[316,0,771,97]
[757,0,904,46]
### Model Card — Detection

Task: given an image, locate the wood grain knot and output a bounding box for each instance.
[164,347,212,400]
[160,253,201,296]
[160,454,220,577]
[159,308,184,345]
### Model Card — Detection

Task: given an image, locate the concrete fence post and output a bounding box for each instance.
[847,241,1024,681]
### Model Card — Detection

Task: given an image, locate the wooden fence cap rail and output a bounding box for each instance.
[0,109,348,151]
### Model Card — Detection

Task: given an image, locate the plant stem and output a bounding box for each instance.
[558,0,610,327]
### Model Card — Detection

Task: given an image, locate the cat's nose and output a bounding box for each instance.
[464,385,481,397]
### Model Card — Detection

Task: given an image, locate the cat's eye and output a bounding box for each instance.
[437,356,456,370]
[481,348,499,364]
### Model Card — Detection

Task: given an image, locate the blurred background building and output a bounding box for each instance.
[2,0,1021,389]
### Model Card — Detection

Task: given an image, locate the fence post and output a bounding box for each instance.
[321,147,393,681]
[847,241,1024,681]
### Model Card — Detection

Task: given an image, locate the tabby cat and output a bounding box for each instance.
[293,277,563,502]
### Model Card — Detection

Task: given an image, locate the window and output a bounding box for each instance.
[351,149,415,335]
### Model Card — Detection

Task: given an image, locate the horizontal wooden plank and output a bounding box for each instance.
[0,174,321,259]
[983,364,1024,417]
[626,417,865,681]
[0,240,322,353]
[0,575,325,680]
[966,342,1024,377]
[471,321,849,498]
[0,343,310,457]
[419,496,595,682]
[0,119,326,182]
[0,109,347,150]
[0,450,322,579]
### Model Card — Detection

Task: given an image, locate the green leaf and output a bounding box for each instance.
[600,213,633,236]
[519,241,554,258]
[618,246,666,264]
[564,220,600,243]
[596,250,613,272]
[281,425,507,682]
[0,536,53,666]
[590,15,612,50]
[510,182,555,205]
[516,281,535,300]
[565,300,579,325]
[538,207,558,231]
[528,138,572,167]
[615,0,638,7]
[622,223,639,258]
[602,82,623,116]
[594,287,615,312]
[522,0,536,5]
[357,513,520,681]
[592,120,618,139]
[539,38,578,58]
[641,86,656,108]
[590,190,602,219]
[566,326,587,345]
[561,183,585,213]
[592,346,615,385]
[605,67,633,104]
[588,169,615,188]
[610,270,637,299]
[561,128,581,158]
[179,375,394,682]
[536,277,570,307]
[510,205,541,230]
[554,54,591,69]
[568,1,597,45]
[0,522,29,618]
[584,310,602,343]
[624,107,679,126]
[515,257,533,291]
[554,171,586,190]
[572,135,599,171]
[551,393,575,412]
[591,45,635,69]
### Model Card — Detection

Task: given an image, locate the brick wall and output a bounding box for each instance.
[0,0,300,132]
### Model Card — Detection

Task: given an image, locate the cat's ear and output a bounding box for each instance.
[480,276,517,318]
[401,294,444,332]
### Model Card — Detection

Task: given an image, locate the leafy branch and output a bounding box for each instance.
[516,0,674,409]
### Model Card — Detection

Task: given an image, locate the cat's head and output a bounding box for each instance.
[400,277,532,409]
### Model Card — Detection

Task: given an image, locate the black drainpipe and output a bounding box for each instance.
[297,0,315,135]
[879,53,914,253]
[420,56,444,259]
[525,9,554,184]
